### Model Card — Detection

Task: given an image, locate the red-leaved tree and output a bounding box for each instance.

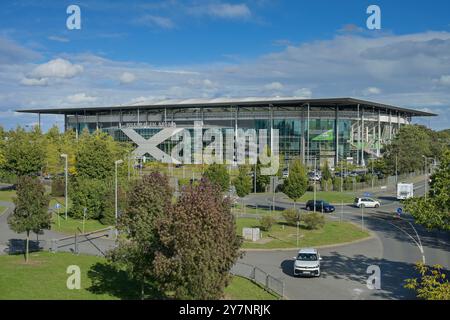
[154,178,242,299]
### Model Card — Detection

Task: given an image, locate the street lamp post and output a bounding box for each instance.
[313,156,317,212]
[60,154,68,220]
[115,159,124,239]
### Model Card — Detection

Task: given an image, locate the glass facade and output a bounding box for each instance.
[65,104,411,168]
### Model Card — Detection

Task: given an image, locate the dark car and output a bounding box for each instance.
[305,200,335,213]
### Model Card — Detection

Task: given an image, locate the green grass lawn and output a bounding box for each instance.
[0,205,7,215]
[49,197,109,235]
[0,190,15,202]
[50,212,109,235]
[224,276,278,300]
[0,252,277,300]
[236,217,369,249]
[232,203,279,216]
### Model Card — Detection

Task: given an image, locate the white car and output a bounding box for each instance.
[293,248,322,277]
[354,197,381,208]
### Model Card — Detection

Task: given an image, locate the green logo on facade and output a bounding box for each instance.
[312,129,334,141]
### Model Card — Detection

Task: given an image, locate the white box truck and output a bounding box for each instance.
[397,183,414,200]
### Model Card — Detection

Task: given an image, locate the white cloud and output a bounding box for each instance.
[207,3,251,19]
[20,77,48,86]
[119,72,137,84]
[293,88,312,98]
[66,93,97,104]
[437,75,450,86]
[362,87,382,95]
[135,15,175,29]
[188,2,251,20]
[264,82,283,91]
[29,58,83,80]
[48,36,70,43]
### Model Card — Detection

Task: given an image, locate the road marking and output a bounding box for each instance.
[377,218,426,264]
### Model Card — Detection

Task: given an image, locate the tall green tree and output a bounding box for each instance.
[321,160,332,181]
[233,165,252,198]
[76,130,115,180]
[7,177,50,262]
[202,163,230,192]
[154,179,242,299]
[404,148,450,230]
[108,173,172,299]
[255,161,270,192]
[3,126,46,176]
[70,178,109,220]
[383,125,432,174]
[283,159,308,207]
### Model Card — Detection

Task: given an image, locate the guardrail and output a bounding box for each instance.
[230,262,285,299]
[50,226,115,256]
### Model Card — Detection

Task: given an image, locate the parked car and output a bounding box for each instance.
[308,172,322,181]
[305,200,335,213]
[354,197,381,208]
[293,248,322,277]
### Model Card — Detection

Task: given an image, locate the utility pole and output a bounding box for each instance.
[60,154,68,220]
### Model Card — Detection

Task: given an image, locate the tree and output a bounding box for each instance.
[202,163,230,192]
[154,179,242,299]
[108,173,173,299]
[282,159,308,207]
[76,129,128,180]
[3,126,46,176]
[233,165,252,198]
[404,148,450,231]
[405,263,450,300]
[7,176,50,262]
[383,125,433,174]
[70,178,108,220]
[255,161,270,192]
[321,160,332,181]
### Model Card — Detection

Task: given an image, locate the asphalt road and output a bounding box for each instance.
[238,179,450,300]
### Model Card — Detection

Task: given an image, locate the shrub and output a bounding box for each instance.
[260,216,277,231]
[282,208,300,226]
[320,178,332,191]
[301,212,325,230]
[343,177,353,191]
[178,177,191,188]
[333,177,342,192]
[51,176,65,197]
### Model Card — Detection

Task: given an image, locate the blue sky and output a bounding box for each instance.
[1,0,450,130]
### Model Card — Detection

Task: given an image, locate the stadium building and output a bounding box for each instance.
[17,97,435,168]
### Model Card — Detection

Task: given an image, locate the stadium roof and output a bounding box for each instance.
[16,97,436,117]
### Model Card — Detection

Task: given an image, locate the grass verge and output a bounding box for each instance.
[0,190,15,202]
[0,252,276,300]
[224,276,279,300]
[236,217,369,249]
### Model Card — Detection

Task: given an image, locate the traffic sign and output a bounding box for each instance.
[397,207,403,215]
[55,203,61,209]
